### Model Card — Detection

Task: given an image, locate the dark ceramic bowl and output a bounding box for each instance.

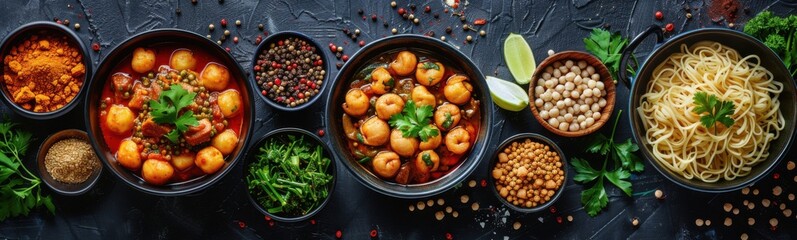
[620,26,797,192]
[0,21,92,120]
[37,129,102,196]
[487,133,567,213]
[325,34,493,199]
[250,31,328,111]
[244,128,337,222]
[85,29,255,196]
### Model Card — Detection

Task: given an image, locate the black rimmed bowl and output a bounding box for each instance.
[488,133,567,213]
[244,128,337,222]
[250,31,329,111]
[84,29,255,196]
[619,26,797,192]
[37,129,102,196]
[0,21,92,120]
[325,34,493,199]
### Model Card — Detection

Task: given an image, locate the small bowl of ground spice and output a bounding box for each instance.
[0,21,91,120]
[488,133,568,213]
[37,129,102,196]
[251,31,328,111]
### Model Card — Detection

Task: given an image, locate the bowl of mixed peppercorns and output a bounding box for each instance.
[251,31,328,111]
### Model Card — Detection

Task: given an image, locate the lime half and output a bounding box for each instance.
[503,33,536,85]
[486,76,529,112]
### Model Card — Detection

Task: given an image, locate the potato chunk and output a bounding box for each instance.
[195,146,225,174]
[217,90,242,118]
[116,139,141,170]
[211,129,239,155]
[131,47,156,74]
[105,105,135,135]
[199,63,230,91]
[142,159,174,185]
[169,49,197,71]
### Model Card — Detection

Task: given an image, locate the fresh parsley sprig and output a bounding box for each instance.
[389,100,439,141]
[584,28,636,81]
[692,91,735,134]
[0,121,54,221]
[570,110,644,217]
[148,84,199,143]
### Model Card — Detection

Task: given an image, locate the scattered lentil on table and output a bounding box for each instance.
[44,138,100,184]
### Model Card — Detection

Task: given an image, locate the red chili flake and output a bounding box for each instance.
[233,36,239,44]
[335,230,343,238]
[225,47,231,52]
[238,221,246,229]
[480,179,487,187]
[370,229,378,238]
[445,232,453,240]
[91,42,100,52]
[220,18,228,27]
[342,55,349,62]
[310,219,317,225]
[255,37,262,45]
[359,40,365,47]
[424,6,431,13]
[397,8,406,15]
[665,23,674,32]
[655,11,663,20]
[371,14,378,21]
[556,216,563,224]
[774,173,780,179]
[56,20,62,24]
[550,206,557,213]
[473,18,487,25]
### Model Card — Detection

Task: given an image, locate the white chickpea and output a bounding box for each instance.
[564,72,575,82]
[541,92,552,102]
[591,73,601,81]
[574,75,583,85]
[583,89,593,98]
[580,121,587,129]
[553,61,562,68]
[558,122,568,131]
[555,101,565,109]
[581,70,590,78]
[573,104,581,114]
[558,76,566,84]
[585,117,595,127]
[565,60,573,68]
[557,116,565,123]
[579,104,589,114]
[585,110,593,117]
[585,97,594,105]
[537,79,546,86]
[558,66,568,74]
[565,82,575,91]
[591,103,601,112]
[592,88,601,97]
[545,66,554,73]
[564,113,573,123]
[587,80,597,88]
[553,69,561,78]
[593,112,601,119]
[548,117,559,127]
[555,84,565,93]
[543,102,553,111]
[535,98,544,107]
[549,108,560,118]
[598,98,607,107]
[578,60,587,69]
[542,72,552,80]
[540,110,549,119]
[570,122,581,131]
[596,81,605,90]
[571,91,580,99]
[577,115,586,123]
[563,90,570,98]
[567,106,574,114]
[535,86,545,96]
[570,66,581,75]
[552,92,561,101]
[545,79,556,89]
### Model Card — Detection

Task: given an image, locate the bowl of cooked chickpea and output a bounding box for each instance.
[488,133,568,213]
[84,29,255,196]
[325,35,493,198]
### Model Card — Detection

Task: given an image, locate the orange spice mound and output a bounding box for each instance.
[3,34,85,112]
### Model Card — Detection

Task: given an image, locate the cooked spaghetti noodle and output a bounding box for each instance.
[637,41,784,182]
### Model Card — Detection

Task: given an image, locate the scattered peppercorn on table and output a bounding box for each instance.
[0,0,795,239]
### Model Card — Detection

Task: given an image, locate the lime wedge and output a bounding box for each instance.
[503,33,536,85]
[486,76,529,112]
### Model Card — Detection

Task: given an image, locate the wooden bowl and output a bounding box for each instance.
[528,51,616,137]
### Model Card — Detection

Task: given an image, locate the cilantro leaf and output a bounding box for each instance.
[442,112,453,129]
[421,62,440,70]
[149,84,199,143]
[581,180,608,217]
[389,100,439,142]
[604,169,632,196]
[692,91,735,133]
[0,121,53,220]
[570,157,600,183]
[422,152,433,166]
[584,28,634,81]
[173,111,199,132]
[586,134,610,155]
[613,139,644,172]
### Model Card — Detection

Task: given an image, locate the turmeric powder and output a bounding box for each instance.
[3,34,85,112]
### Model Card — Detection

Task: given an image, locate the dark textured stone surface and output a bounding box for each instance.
[0,0,795,239]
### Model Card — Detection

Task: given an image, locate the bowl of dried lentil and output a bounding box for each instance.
[488,133,567,213]
[251,31,328,111]
[0,21,91,120]
[37,129,102,196]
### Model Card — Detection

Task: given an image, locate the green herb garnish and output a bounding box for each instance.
[583,28,636,81]
[571,110,644,217]
[389,100,439,141]
[692,91,735,134]
[441,112,453,129]
[421,62,439,70]
[744,11,797,75]
[247,134,333,216]
[148,84,199,143]
[422,152,433,166]
[0,121,54,221]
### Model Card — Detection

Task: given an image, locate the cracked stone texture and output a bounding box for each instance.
[0,0,795,239]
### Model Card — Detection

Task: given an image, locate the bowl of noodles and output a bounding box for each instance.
[619,26,796,192]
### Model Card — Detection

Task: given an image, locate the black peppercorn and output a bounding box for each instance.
[445,27,452,34]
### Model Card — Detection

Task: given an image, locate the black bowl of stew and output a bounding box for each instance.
[0,21,91,120]
[325,35,493,199]
[85,29,255,196]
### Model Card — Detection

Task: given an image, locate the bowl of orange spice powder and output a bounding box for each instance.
[0,21,91,119]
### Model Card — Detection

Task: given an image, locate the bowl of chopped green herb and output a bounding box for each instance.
[244,128,336,222]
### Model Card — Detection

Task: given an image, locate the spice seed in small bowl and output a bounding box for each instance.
[45,138,100,184]
[254,35,326,109]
